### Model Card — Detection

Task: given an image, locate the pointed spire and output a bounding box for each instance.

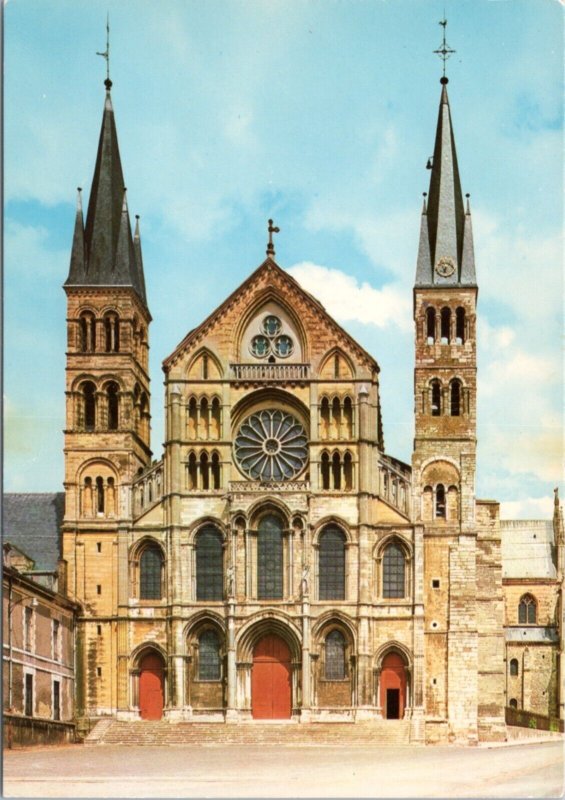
[133,215,148,305]
[415,80,476,287]
[65,82,149,308]
[67,188,86,283]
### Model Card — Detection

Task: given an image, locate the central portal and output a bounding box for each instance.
[251,634,292,719]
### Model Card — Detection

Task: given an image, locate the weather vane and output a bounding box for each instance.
[433,18,456,81]
[96,14,112,88]
[267,219,280,258]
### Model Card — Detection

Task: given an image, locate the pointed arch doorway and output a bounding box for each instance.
[251,634,292,719]
[380,652,407,720]
[139,651,165,720]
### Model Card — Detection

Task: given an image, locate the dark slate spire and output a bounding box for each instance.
[65,83,148,306]
[133,215,148,304]
[67,188,86,283]
[415,80,476,287]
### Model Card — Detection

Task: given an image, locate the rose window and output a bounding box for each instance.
[234,410,308,481]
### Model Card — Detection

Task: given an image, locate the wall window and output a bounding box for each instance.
[509,698,518,709]
[440,307,451,343]
[257,515,283,600]
[104,312,120,352]
[455,307,465,343]
[79,312,95,352]
[53,680,61,721]
[82,381,96,430]
[450,380,461,416]
[52,620,60,662]
[325,630,346,680]
[430,380,441,416]
[24,673,34,717]
[24,607,34,651]
[518,594,537,625]
[509,658,519,676]
[195,527,223,601]
[435,484,446,519]
[198,630,221,680]
[319,527,346,600]
[382,542,406,599]
[426,307,436,343]
[106,382,120,430]
[139,545,163,600]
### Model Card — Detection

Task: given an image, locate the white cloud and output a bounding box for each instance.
[500,495,555,520]
[286,262,411,331]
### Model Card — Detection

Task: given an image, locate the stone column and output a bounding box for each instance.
[225,601,237,721]
[301,593,311,721]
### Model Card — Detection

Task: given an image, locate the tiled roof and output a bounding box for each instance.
[3,493,64,572]
[501,520,557,579]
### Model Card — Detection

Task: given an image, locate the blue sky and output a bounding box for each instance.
[4,0,563,518]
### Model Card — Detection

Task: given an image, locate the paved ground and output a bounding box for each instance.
[3,740,564,798]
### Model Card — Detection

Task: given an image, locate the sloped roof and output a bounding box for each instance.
[3,493,64,572]
[163,257,381,373]
[500,519,557,579]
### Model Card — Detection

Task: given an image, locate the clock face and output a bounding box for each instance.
[435,256,456,278]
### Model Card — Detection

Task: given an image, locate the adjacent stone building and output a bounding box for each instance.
[3,494,79,746]
[7,65,562,745]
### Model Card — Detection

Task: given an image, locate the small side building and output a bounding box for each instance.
[3,493,79,747]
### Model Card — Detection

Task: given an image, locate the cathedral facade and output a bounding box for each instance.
[60,72,563,745]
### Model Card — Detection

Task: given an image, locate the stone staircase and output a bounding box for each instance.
[85,718,412,747]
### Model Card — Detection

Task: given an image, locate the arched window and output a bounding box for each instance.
[187,397,198,439]
[107,382,119,430]
[210,398,221,439]
[325,630,346,680]
[199,398,209,439]
[200,452,209,490]
[319,527,346,600]
[431,380,441,416]
[509,658,519,676]
[343,452,353,491]
[509,698,518,709]
[198,629,221,680]
[104,313,120,352]
[96,476,104,514]
[140,545,163,600]
[211,452,221,490]
[426,307,436,343]
[202,353,209,380]
[518,594,537,624]
[139,393,149,441]
[435,484,446,518]
[332,452,341,490]
[440,307,451,343]
[455,307,465,343]
[320,397,330,440]
[79,312,95,352]
[321,451,330,490]
[450,380,461,416]
[195,526,223,601]
[257,515,283,600]
[331,397,341,439]
[82,477,93,516]
[82,381,96,430]
[382,542,406,598]
[343,397,353,438]
[187,451,198,490]
[334,353,340,379]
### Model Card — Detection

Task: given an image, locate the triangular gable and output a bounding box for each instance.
[163,258,380,373]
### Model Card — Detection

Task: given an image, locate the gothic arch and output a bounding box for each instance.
[236,611,302,662]
[183,610,226,642]
[130,641,168,669]
[186,347,224,380]
[311,610,357,647]
[187,517,227,544]
[318,346,356,379]
[230,387,310,433]
[373,640,412,670]
[312,516,352,545]
[129,535,166,562]
[373,532,412,559]
[247,498,291,529]
[232,287,309,363]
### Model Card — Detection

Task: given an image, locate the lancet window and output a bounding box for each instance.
[187,396,222,441]
[319,395,353,440]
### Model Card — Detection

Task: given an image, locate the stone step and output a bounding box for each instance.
[90,719,412,747]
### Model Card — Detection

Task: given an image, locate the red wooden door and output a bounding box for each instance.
[380,652,406,719]
[139,653,164,720]
[252,635,291,719]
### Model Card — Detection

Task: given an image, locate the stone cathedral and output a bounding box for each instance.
[60,70,564,745]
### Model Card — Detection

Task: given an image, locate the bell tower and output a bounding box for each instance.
[411,61,481,742]
[61,75,151,723]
